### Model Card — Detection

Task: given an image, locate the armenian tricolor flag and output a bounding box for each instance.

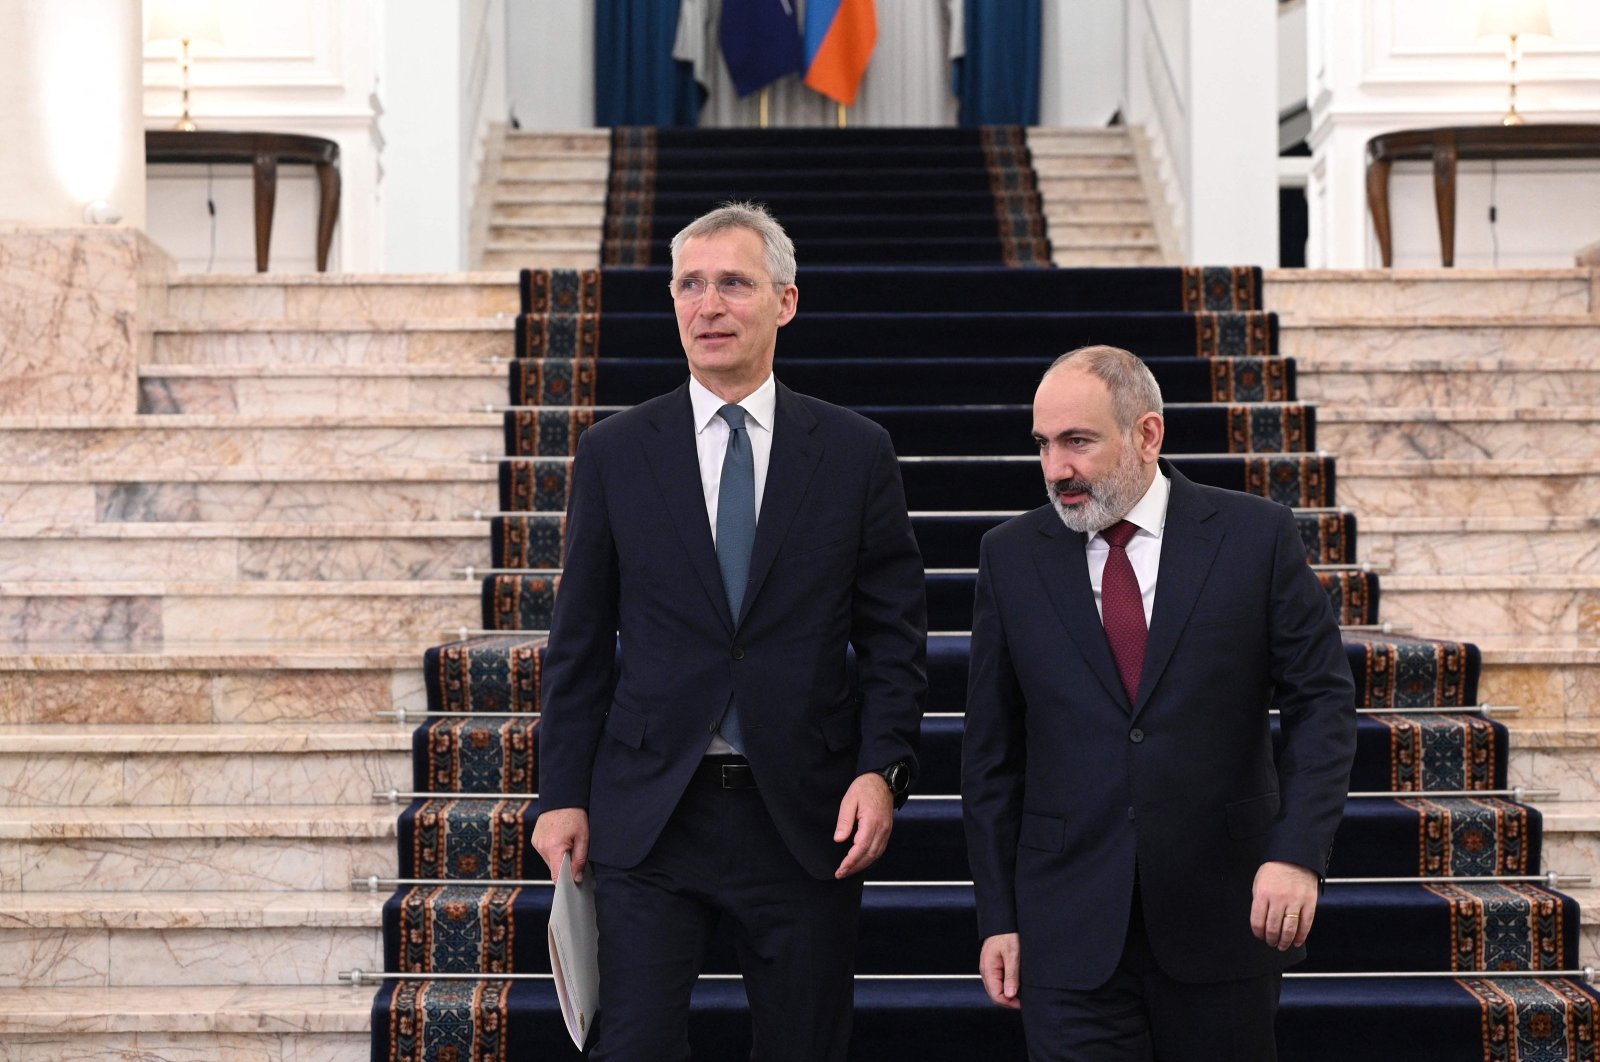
[803,0,877,106]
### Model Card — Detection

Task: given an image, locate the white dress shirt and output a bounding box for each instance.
[689,373,775,544]
[1086,469,1170,625]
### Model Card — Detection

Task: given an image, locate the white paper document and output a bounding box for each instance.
[547,852,600,1048]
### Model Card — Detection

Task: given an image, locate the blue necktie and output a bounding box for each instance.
[715,403,755,752]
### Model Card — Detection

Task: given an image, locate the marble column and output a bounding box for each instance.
[0,0,167,415]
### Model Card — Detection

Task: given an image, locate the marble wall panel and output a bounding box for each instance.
[1,930,109,988]
[0,229,170,416]
[1263,275,1593,320]
[213,670,399,724]
[0,754,123,806]
[17,838,390,891]
[120,752,407,806]
[161,593,474,643]
[237,538,487,581]
[0,671,212,726]
[106,928,380,986]
[0,595,161,646]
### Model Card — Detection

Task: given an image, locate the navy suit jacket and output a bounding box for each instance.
[962,460,1356,989]
[538,380,928,881]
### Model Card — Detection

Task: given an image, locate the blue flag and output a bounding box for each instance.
[719,0,805,97]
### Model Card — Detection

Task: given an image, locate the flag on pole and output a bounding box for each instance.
[803,0,877,106]
[719,0,806,98]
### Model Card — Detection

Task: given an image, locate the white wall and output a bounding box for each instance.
[506,0,594,129]
[1306,0,1600,268]
[1040,0,1124,127]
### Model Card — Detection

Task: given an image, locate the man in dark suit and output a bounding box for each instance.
[532,202,927,1061]
[962,345,1356,1060]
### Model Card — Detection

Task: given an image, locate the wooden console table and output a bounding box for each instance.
[145,130,341,272]
[1365,124,1600,267]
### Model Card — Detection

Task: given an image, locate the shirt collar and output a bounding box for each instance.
[690,373,776,434]
[1100,466,1171,542]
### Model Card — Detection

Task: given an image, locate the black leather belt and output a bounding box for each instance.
[695,755,758,790]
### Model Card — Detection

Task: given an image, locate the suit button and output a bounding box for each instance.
[732,647,745,660]
[708,722,717,734]
[1127,806,1136,821]
[1129,728,1144,743]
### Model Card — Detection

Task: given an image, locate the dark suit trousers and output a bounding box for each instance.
[589,771,864,1062]
[1020,890,1281,1062]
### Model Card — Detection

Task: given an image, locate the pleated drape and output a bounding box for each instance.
[594,0,703,126]
[953,0,1041,126]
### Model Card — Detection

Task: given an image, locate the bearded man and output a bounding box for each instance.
[961,344,1356,1061]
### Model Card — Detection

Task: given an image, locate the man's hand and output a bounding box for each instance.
[1250,860,1319,950]
[833,772,895,879]
[979,933,1022,1009]
[532,807,590,883]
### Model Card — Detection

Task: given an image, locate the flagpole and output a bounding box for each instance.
[837,102,847,128]
[760,88,771,129]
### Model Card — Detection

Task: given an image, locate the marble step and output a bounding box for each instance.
[1027,154,1137,176]
[1052,245,1165,266]
[0,521,490,582]
[1298,356,1600,407]
[501,130,609,155]
[1337,458,1600,519]
[162,274,520,323]
[1508,728,1600,805]
[1376,575,1600,641]
[138,363,507,415]
[479,246,601,270]
[1358,517,1600,577]
[1317,407,1600,461]
[0,804,395,891]
[1475,638,1600,728]
[149,318,514,366]
[0,463,499,523]
[0,580,480,645]
[1036,175,1145,199]
[498,156,608,180]
[490,198,607,223]
[1039,221,1156,245]
[0,413,503,467]
[492,177,612,201]
[1281,316,1600,362]
[1040,198,1153,222]
[0,724,409,807]
[0,984,370,1059]
[0,646,426,726]
[1536,802,1600,884]
[1265,268,1595,320]
[487,220,604,245]
[0,892,384,988]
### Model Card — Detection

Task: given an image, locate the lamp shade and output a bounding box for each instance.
[146,0,224,45]
[1478,0,1552,38]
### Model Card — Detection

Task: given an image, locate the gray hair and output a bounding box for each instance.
[669,201,797,286]
[1043,345,1164,432]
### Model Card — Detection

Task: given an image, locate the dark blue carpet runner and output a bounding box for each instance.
[369,128,1596,1061]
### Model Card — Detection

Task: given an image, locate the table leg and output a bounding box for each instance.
[314,161,340,273]
[1432,134,1458,268]
[1366,158,1395,267]
[251,150,279,273]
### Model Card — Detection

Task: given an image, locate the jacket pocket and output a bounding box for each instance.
[605,702,646,750]
[1018,812,1066,853]
[1225,791,1281,839]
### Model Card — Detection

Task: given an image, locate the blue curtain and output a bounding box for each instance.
[954,0,1041,126]
[595,0,702,127]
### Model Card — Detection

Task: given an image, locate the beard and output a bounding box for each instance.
[1046,444,1149,534]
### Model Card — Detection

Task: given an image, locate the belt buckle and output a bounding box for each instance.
[720,763,749,789]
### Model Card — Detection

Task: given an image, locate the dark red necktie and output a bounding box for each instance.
[1100,520,1147,704]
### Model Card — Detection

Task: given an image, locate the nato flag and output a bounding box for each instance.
[720,0,806,97]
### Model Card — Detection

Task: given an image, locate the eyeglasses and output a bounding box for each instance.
[668,275,783,301]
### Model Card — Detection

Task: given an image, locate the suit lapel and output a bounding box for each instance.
[738,382,822,628]
[1032,513,1130,709]
[640,383,735,633]
[1132,464,1222,719]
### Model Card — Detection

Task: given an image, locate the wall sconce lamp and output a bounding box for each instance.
[146,0,224,132]
[1477,0,1552,126]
